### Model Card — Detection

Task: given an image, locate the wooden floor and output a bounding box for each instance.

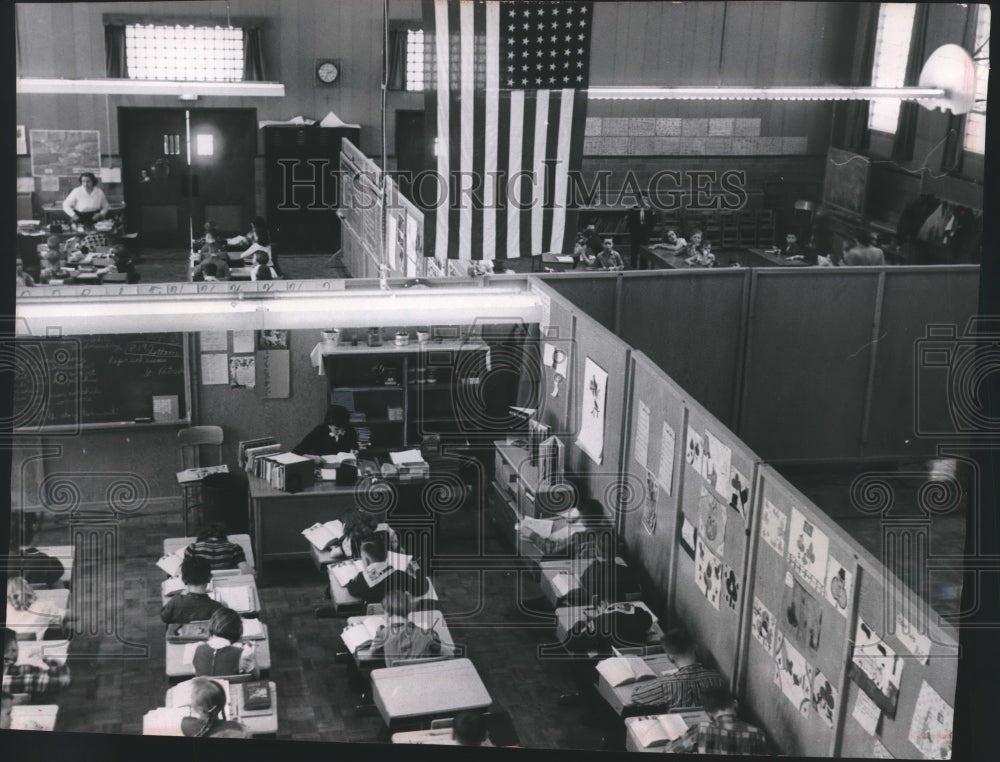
[130,247,350,283]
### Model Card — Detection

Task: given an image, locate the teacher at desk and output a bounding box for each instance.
[62,172,109,226]
[292,404,359,464]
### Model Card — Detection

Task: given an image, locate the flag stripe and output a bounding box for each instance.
[458,1,475,262]
[530,88,550,256]
[518,93,536,260]
[433,0,451,265]
[495,89,511,260]
[482,1,500,261]
[550,89,575,254]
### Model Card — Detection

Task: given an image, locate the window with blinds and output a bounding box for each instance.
[125,24,244,81]
[868,3,918,135]
[963,4,990,154]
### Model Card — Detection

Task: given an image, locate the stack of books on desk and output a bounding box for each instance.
[242,438,281,473]
[389,449,429,481]
[258,451,314,492]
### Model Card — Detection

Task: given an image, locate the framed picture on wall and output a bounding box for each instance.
[16,125,27,155]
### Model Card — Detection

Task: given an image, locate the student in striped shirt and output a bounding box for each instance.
[628,627,727,713]
[2,627,72,699]
[184,524,255,577]
[662,685,770,755]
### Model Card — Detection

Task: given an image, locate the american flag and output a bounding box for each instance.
[422,0,593,263]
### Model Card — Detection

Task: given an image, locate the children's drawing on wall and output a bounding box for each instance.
[543,343,569,398]
[697,486,727,556]
[908,680,953,761]
[703,430,731,496]
[257,330,289,350]
[642,468,658,535]
[850,618,904,717]
[812,669,838,729]
[728,467,750,522]
[781,573,824,653]
[685,426,704,476]
[824,555,854,617]
[576,357,607,464]
[694,537,722,610]
[787,507,830,594]
[723,563,740,611]
[760,499,788,556]
[751,596,776,654]
[774,633,813,717]
[228,356,255,389]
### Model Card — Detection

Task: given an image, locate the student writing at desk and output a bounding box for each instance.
[657,685,770,755]
[184,524,255,577]
[180,677,249,739]
[370,591,442,667]
[628,627,726,714]
[192,608,259,679]
[61,172,109,226]
[160,556,224,625]
[346,537,429,605]
[5,577,72,640]
[293,404,359,464]
[2,627,72,700]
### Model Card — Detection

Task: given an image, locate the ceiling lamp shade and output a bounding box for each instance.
[917,43,977,114]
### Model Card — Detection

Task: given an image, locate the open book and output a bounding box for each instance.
[143,707,189,736]
[321,452,357,466]
[629,713,692,748]
[17,639,70,667]
[386,550,413,571]
[302,520,345,551]
[157,548,186,577]
[211,585,253,613]
[596,656,658,687]
[240,617,265,641]
[331,558,365,587]
[167,620,212,643]
[340,615,386,653]
[270,451,312,465]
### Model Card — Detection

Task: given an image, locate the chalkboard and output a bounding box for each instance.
[13,333,190,430]
[822,148,869,217]
[29,129,101,178]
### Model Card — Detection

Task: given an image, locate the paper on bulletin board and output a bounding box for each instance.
[852,689,882,736]
[256,350,290,399]
[200,353,229,385]
[781,573,824,654]
[825,554,854,617]
[703,430,731,496]
[386,212,399,272]
[232,330,255,355]
[850,618,903,717]
[773,633,812,716]
[812,668,838,729]
[751,596,776,655]
[100,167,122,183]
[787,507,830,595]
[908,680,952,760]
[229,356,255,389]
[895,613,932,664]
[872,739,895,759]
[17,177,35,193]
[728,466,750,521]
[405,213,419,277]
[694,537,722,610]
[657,421,676,496]
[697,486,727,556]
[760,499,788,556]
[40,175,60,192]
[685,426,704,477]
[200,331,227,352]
[633,400,650,470]
[576,357,607,464]
[152,395,180,422]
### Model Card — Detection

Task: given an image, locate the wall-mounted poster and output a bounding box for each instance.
[642,469,658,536]
[29,129,101,177]
[787,507,830,594]
[703,430,731,496]
[811,668,838,728]
[728,466,750,521]
[760,499,788,556]
[256,330,289,350]
[908,680,953,760]
[685,426,704,476]
[825,555,854,617]
[657,421,676,496]
[850,618,904,718]
[697,486,727,556]
[722,563,740,611]
[773,633,813,717]
[543,343,570,399]
[694,537,722,610]
[633,400,650,470]
[575,357,608,464]
[781,574,824,653]
[751,597,776,654]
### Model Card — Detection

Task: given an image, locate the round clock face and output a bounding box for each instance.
[317,61,339,84]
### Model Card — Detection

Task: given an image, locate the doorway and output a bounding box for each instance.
[119,108,256,247]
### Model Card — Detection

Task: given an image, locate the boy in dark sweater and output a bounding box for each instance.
[160,556,224,625]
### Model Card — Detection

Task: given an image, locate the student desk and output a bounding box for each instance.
[146,680,278,736]
[747,247,811,267]
[41,202,126,226]
[160,574,261,616]
[624,709,710,752]
[554,601,662,645]
[370,658,492,727]
[165,623,271,678]
[9,705,59,731]
[247,475,389,582]
[326,562,438,614]
[31,545,75,585]
[348,609,459,666]
[9,588,71,640]
[537,556,597,607]
[162,534,256,570]
[596,653,676,715]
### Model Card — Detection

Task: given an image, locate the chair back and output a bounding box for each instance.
[178,426,224,470]
[211,672,253,685]
[388,653,452,668]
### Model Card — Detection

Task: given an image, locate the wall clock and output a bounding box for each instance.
[315,59,341,86]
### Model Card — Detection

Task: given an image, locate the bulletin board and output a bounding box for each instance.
[383,175,425,278]
[672,392,760,683]
[339,138,384,278]
[620,353,687,614]
[542,275,619,334]
[29,129,101,177]
[741,465,864,758]
[535,286,575,435]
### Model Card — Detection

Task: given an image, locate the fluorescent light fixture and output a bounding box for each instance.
[16,78,286,97]
[15,288,542,336]
[587,86,946,101]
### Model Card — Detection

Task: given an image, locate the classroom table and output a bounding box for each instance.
[10,588,72,640]
[537,556,597,607]
[595,653,676,715]
[624,709,710,752]
[554,601,664,646]
[370,658,492,726]
[347,609,459,666]
[165,622,271,678]
[747,247,811,267]
[162,534,256,569]
[9,705,59,731]
[540,252,578,272]
[326,562,438,614]
[160,573,260,614]
[41,202,126,226]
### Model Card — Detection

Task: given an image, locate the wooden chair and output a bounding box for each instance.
[177,426,224,535]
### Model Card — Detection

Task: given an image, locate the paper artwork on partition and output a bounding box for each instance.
[703,430,732,497]
[633,400,651,470]
[543,343,570,399]
[812,668,838,728]
[200,331,227,352]
[698,488,728,556]
[200,353,229,385]
[229,356,255,389]
[679,514,696,560]
[728,466,751,522]
[825,555,854,617]
[658,421,676,496]
[685,426,704,477]
[751,597,776,654]
[787,507,829,594]
[782,574,824,653]
[642,469,658,536]
[760,499,788,556]
[232,330,255,354]
[694,537,722,610]
[576,358,608,464]
[852,689,882,736]
[908,680,953,760]
[850,618,903,718]
[895,612,932,665]
[722,563,740,611]
[773,633,813,717]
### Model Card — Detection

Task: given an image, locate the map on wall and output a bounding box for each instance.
[29,129,101,177]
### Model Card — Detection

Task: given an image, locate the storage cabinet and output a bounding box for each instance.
[263,125,361,250]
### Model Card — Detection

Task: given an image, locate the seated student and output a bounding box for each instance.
[656,228,688,255]
[628,627,727,713]
[184,524,255,577]
[192,607,258,679]
[841,229,886,266]
[565,601,654,656]
[453,710,493,746]
[192,221,224,255]
[684,231,716,267]
[661,685,770,755]
[192,252,231,281]
[15,258,35,287]
[334,509,398,559]
[780,231,803,260]
[231,216,277,269]
[160,556,224,625]
[5,577,71,640]
[346,537,429,605]
[597,237,625,271]
[10,511,65,589]
[370,591,442,667]
[2,627,72,699]
[107,244,140,284]
[39,247,72,285]
[180,677,249,739]
[292,404,360,463]
[575,547,642,606]
[250,250,278,281]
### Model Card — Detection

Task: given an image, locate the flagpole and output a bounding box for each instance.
[380,0,390,284]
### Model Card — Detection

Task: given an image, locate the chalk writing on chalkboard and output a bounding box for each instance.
[823,148,869,218]
[13,333,189,430]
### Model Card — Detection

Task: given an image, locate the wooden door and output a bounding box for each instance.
[119,108,256,247]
